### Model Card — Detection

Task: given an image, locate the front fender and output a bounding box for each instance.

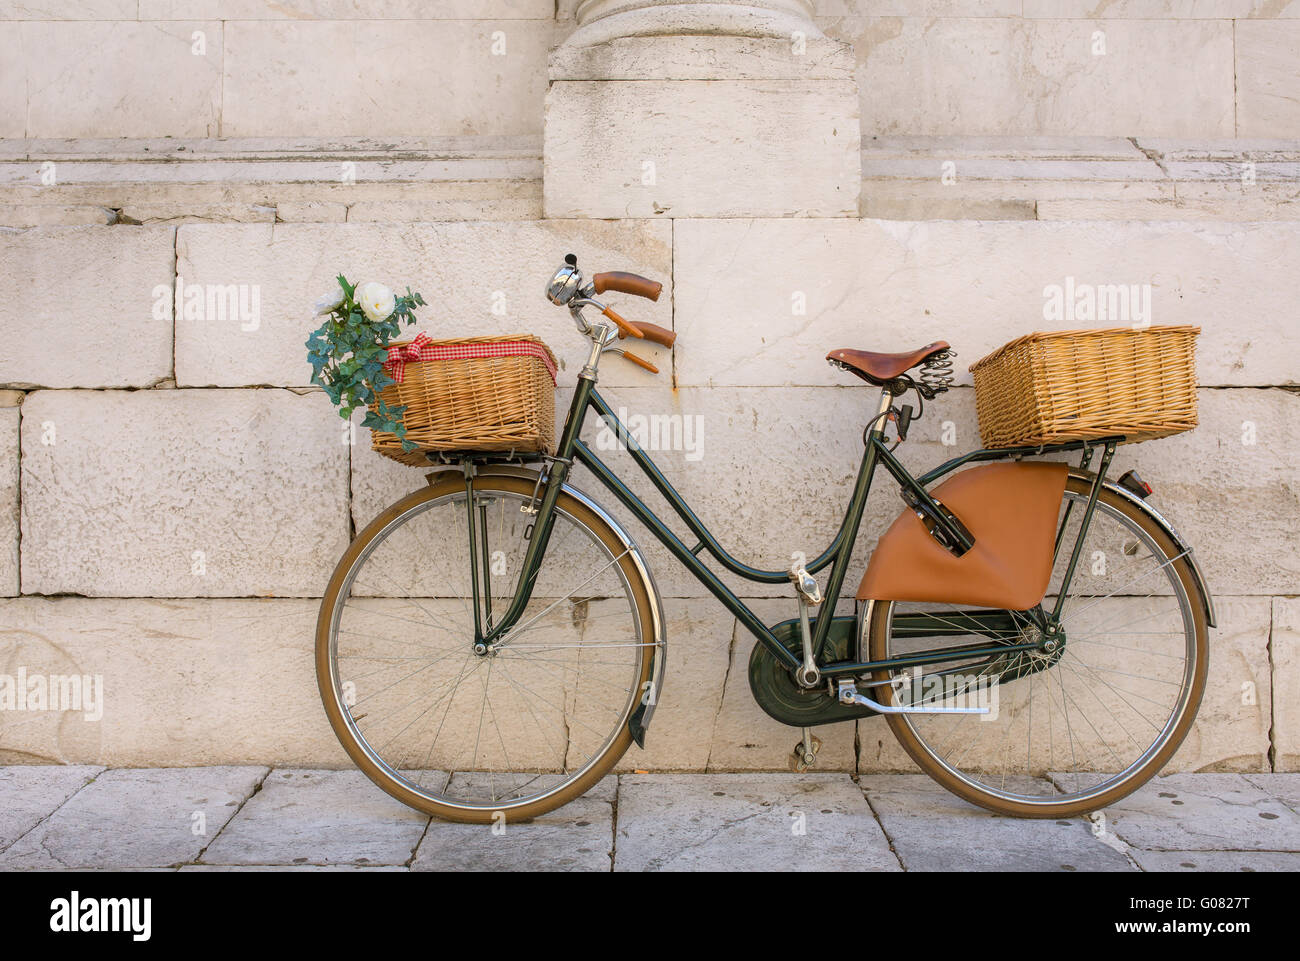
[423,465,668,747]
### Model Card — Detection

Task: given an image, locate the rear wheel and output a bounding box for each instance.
[317,473,657,823]
[868,475,1208,818]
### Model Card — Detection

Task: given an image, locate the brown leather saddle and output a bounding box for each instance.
[826,341,951,386]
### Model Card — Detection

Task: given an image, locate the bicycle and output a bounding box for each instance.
[316,255,1214,823]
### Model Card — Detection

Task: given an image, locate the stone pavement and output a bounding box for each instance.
[1,767,1298,872]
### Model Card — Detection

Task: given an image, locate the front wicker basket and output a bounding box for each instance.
[969,325,1200,449]
[370,334,557,466]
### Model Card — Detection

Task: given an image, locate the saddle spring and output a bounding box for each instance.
[918,349,956,396]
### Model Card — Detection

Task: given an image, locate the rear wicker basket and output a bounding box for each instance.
[969,325,1200,449]
[369,334,557,466]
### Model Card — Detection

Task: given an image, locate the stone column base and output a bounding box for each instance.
[544,33,861,218]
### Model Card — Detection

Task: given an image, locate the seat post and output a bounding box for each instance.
[869,387,893,436]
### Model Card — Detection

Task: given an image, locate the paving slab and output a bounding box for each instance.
[179,864,405,872]
[414,778,615,872]
[613,773,899,873]
[1243,774,1300,816]
[199,770,433,867]
[859,774,1134,872]
[1129,850,1300,873]
[1085,773,1300,852]
[0,767,266,869]
[0,765,102,852]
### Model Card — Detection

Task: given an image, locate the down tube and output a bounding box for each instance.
[570,439,802,673]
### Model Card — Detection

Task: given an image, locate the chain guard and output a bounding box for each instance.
[747,615,879,727]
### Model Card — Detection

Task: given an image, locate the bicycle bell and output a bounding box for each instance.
[546,253,583,306]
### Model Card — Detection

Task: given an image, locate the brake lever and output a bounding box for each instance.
[601,304,644,339]
[608,347,659,374]
[571,295,644,339]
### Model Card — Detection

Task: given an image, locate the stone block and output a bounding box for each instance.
[0,766,266,868]
[826,17,1234,137]
[1097,772,1300,851]
[1168,598,1272,773]
[199,769,429,866]
[0,406,16,596]
[544,79,860,218]
[1237,21,1300,138]
[174,220,672,388]
[21,21,222,138]
[859,774,1135,870]
[414,788,613,871]
[0,765,101,852]
[673,218,1300,388]
[0,597,343,766]
[613,772,898,871]
[1272,599,1300,771]
[221,20,554,138]
[0,226,175,388]
[19,389,350,597]
[138,0,555,17]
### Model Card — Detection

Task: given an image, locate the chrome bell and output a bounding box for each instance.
[545,254,583,306]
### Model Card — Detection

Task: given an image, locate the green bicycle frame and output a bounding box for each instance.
[472,375,1121,679]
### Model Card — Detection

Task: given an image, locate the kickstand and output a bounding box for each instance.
[789,728,822,773]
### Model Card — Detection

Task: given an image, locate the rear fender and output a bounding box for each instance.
[1085,473,1216,629]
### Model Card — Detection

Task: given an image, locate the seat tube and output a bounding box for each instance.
[811,387,892,656]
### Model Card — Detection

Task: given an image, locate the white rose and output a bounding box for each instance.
[312,283,345,316]
[357,281,396,323]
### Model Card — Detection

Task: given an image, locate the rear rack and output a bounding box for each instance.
[916,435,1126,487]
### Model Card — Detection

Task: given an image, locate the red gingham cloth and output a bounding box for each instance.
[383,333,558,385]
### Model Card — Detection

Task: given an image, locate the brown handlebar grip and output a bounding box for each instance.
[593,271,663,302]
[620,350,659,374]
[618,321,676,348]
[602,305,644,339]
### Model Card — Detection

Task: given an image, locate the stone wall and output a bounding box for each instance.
[2,3,1299,137]
[0,1,1296,774]
[0,215,1294,771]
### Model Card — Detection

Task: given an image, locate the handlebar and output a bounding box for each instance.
[545,257,675,373]
[603,305,676,349]
[618,320,676,348]
[592,271,663,302]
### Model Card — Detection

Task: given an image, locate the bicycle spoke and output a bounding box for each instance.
[323,483,648,816]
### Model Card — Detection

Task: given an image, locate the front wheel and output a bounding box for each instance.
[316,472,658,823]
[868,475,1209,818]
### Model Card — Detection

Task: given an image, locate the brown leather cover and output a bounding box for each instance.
[619,349,659,373]
[620,322,676,348]
[857,461,1069,611]
[827,342,950,384]
[593,271,663,302]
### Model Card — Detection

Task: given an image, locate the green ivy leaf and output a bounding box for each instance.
[306,274,426,457]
